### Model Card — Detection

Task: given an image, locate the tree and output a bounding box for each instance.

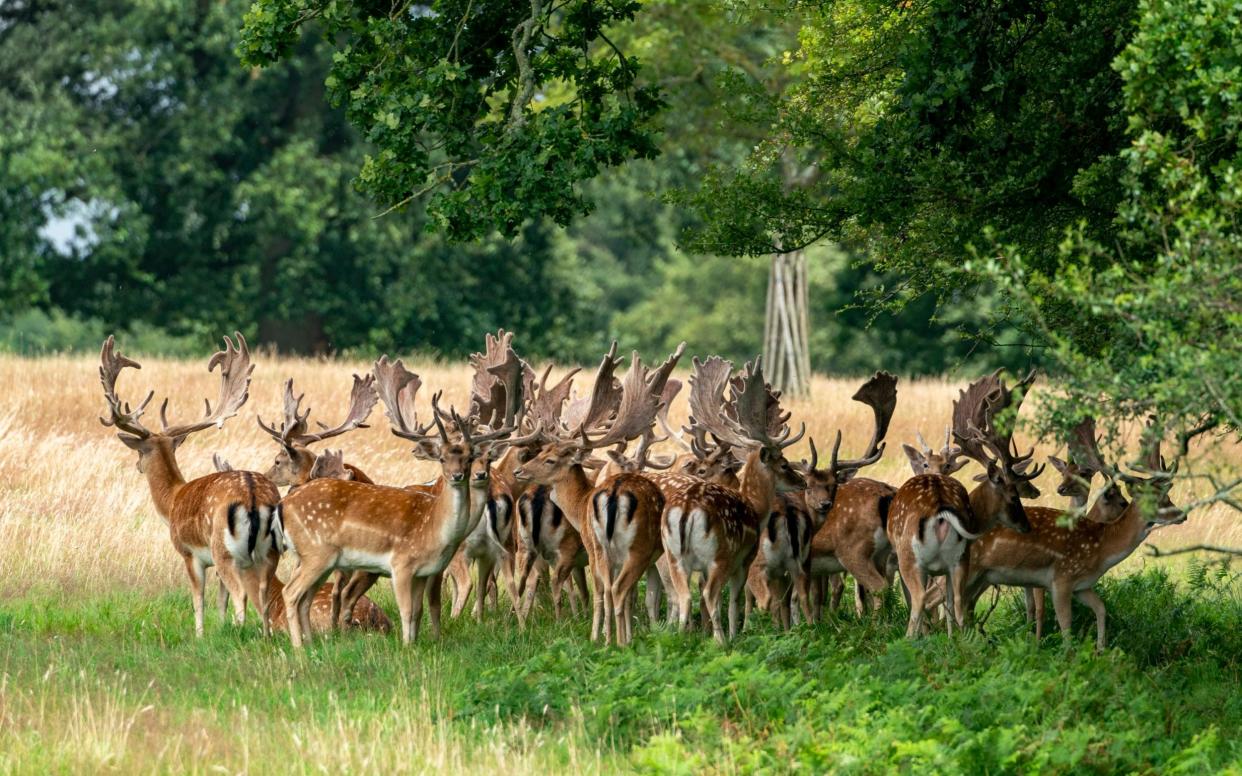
[238,0,662,242]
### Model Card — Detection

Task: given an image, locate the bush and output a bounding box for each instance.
[0,308,200,356]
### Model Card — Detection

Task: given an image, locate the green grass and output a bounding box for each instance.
[2,568,1240,774]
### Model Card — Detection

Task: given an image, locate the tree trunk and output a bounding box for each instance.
[763,249,810,397]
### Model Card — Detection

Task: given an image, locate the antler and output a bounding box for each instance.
[951,369,1005,464]
[705,357,804,451]
[586,346,684,449]
[99,335,154,440]
[833,370,897,471]
[302,374,378,443]
[159,332,254,439]
[561,341,622,434]
[1066,417,1105,479]
[527,364,580,432]
[256,379,311,446]
[373,355,441,444]
[469,329,530,432]
[308,449,351,481]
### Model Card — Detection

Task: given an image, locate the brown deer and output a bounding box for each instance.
[961,419,1197,650]
[650,356,806,642]
[902,428,967,477]
[274,356,514,646]
[797,372,899,621]
[887,371,1036,638]
[99,333,279,637]
[515,344,683,644]
[257,375,378,487]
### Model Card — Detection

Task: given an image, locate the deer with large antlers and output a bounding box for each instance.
[441,331,527,622]
[960,419,1195,649]
[515,343,683,644]
[99,334,279,637]
[257,375,379,487]
[648,356,806,642]
[887,371,1036,637]
[798,372,899,621]
[274,355,514,646]
[902,428,968,477]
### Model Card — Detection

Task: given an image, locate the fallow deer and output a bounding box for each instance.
[797,372,898,621]
[99,333,279,637]
[887,371,1036,637]
[649,356,806,643]
[274,356,514,646]
[515,343,683,644]
[961,419,1197,650]
[257,375,378,487]
[902,428,967,477]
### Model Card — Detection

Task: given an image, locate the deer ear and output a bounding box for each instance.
[118,433,147,452]
[606,450,626,466]
[411,440,440,461]
[902,444,922,467]
[1048,456,1068,474]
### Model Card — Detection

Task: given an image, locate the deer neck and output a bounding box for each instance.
[143,440,187,520]
[428,477,475,548]
[967,480,1007,532]
[548,465,594,533]
[1096,503,1150,565]
[738,449,776,519]
[492,448,530,499]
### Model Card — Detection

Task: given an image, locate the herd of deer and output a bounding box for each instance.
[98,330,1200,651]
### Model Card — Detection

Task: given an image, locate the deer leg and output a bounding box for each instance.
[338,571,379,630]
[427,571,443,640]
[183,554,207,638]
[611,556,651,647]
[391,567,416,644]
[572,564,590,613]
[897,548,928,639]
[728,566,750,642]
[644,565,663,624]
[793,568,813,626]
[1032,588,1046,640]
[829,573,845,611]
[700,564,728,644]
[215,556,247,627]
[329,570,347,630]
[1074,589,1107,652]
[238,566,268,637]
[666,557,694,632]
[283,555,332,648]
[1050,582,1074,649]
[473,557,495,621]
[216,578,230,619]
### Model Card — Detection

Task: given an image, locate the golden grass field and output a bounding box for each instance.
[1,349,1239,599]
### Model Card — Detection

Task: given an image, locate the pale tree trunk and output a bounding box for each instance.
[763,249,810,397]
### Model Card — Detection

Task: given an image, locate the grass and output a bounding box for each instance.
[1,352,1241,773]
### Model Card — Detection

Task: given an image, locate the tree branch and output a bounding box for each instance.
[1145,544,1242,558]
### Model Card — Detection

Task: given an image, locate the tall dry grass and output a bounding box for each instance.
[0,351,1238,599]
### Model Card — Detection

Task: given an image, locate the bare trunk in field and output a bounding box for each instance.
[763,156,814,398]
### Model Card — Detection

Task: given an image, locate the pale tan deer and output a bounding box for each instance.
[960,419,1198,650]
[441,331,528,621]
[902,428,967,477]
[650,356,806,642]
[99,333,279,637]
[514,344,682,644]
[274,356,513,646]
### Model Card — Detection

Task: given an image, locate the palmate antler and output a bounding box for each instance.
[689,355,804,452]
[805,371,898,477]
[468,329,532,433]
[952,368,1043,481]
[257,375,377,449]
[100,332,254,442]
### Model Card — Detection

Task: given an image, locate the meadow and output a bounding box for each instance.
[1,352,1240,773]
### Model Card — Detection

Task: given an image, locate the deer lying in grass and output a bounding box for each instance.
[275,356,514,646]
[99,333,279,637]
[648,356,806,642]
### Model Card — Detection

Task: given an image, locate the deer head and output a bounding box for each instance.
[1048,417,1104,504]
[100,333,253,472]
[515,343,684,485]
[687,355,807,495]
[800,371,898,514]
[951,369,1041,533]
[256,374,378,487]
[902,427,967,476]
